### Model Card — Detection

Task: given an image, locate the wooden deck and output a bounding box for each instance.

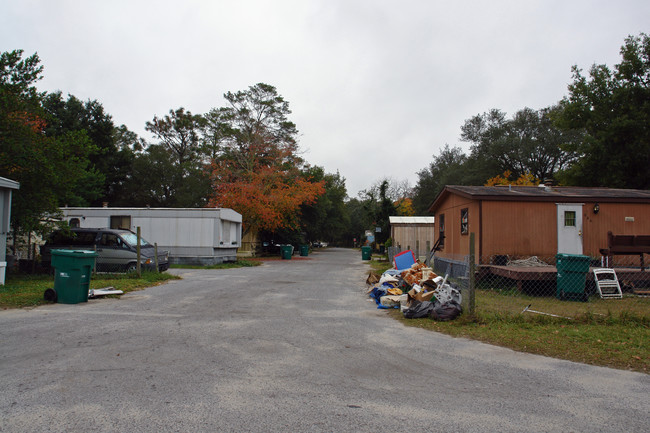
[480,265,649,293]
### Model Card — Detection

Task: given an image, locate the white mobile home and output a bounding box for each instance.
[0,177,20,284]
[61,207,242,265]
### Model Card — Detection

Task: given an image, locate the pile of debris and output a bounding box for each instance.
[366,251,463,321]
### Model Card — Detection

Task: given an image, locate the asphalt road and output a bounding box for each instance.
[1,248,648,432]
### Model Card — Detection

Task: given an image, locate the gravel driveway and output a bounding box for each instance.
[1,247,648,432]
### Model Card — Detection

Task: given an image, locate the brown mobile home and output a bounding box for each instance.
[428,185,650,265]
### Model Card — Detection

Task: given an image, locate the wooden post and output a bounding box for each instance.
[136,226,141,277]
[154,242,159,273]
[468,232,476,315]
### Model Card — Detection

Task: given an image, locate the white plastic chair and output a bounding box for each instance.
[592,268,623,299]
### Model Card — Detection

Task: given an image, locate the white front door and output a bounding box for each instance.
[557,204,583,254]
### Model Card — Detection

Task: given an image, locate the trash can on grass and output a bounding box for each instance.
[280,245,294,260]
[555,253,591,302]
[51,249,97,304]
[361,246,372,260]
[299,245,309,257]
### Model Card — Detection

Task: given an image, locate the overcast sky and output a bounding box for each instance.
[2,0,648,198]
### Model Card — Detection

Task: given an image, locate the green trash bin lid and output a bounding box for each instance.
[51,249,98,257]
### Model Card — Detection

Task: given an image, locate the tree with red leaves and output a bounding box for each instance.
[205,83,324,233]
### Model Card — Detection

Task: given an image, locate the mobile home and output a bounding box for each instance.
[61,207,242,265]
[428,185,650,266]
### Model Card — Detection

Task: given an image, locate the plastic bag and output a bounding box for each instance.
[430,301,462,321]
[402,301,434,319]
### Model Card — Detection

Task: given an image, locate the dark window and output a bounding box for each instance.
[438,214,445,247]
[564,211,576,227]
[48,230,97,246]
[461,208,469,235]
[110,215,131,230]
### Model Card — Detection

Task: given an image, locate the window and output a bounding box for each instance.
[110,215,131,230]
[460,208,469,235]
[438,214,445,247]
[101,233,121,248]
[564,211,576,227]
[120,232,151,248]
[49,231,97,246]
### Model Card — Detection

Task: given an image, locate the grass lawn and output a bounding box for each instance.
[368,258,650,373]
[0,271,181,309]
[1,260,261,309]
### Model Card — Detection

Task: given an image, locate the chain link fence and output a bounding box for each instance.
[390,238,649,315]
[473,254,650,298]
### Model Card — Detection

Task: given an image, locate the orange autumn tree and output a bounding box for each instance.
[205,83,325,233]
[485,170,540,186]
[394,197,415,216]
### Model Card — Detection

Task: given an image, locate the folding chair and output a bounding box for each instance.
[592,268,623,299]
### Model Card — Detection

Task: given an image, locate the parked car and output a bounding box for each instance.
[40,228,169,273]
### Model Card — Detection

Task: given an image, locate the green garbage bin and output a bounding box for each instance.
[280,245,294,260]
[51,249,97,304]
[361,246,372,260]
[555,253,591,302]
[299,245,309,257]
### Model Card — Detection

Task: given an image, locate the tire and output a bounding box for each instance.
[44,288,57,303]
[126,263,137,273]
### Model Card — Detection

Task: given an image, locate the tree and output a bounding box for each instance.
[375,180,396,245]
[207,84,325,234]
[360,177,412,203]
[555,33,650,189]
[394,197,415,216]
[344,198,372,247]
[41,91,135,206]
[461,107,578,182]
[0,50,100,242]
[485,170,539,186]
[144,107,212,207]
[412,145,469,214]
[299,168,349,244]
[358,180,396,246]
[146,107,205,166]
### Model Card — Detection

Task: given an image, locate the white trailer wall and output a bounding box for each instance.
[61,207,242,265]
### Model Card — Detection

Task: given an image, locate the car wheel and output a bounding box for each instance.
[126,263,137,273]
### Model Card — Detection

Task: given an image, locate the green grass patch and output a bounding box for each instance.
[369,258,393,275]
[387,291,650,373]
[367,262,649,372]
[0,271,180,309]
[170,259,261,270]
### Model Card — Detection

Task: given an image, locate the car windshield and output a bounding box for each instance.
[120,232,152,248]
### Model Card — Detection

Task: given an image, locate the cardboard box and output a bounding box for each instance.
[407,287,436,303]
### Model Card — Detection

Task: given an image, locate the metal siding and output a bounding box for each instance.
[60,208,242,259]
[433,190,650,261]
[481,201,557,258]
[582,202,650,256]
